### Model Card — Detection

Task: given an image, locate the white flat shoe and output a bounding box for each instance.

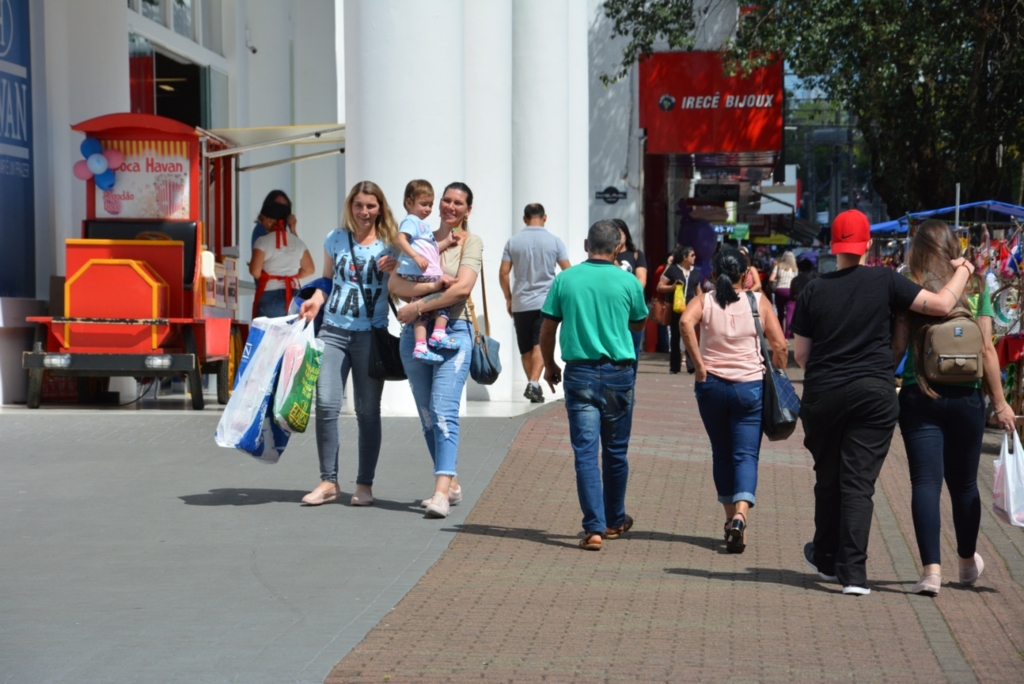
[420,485,461,508]
[302,483,340,505]
[912,573,941,596]
[959,553,984,585]
[424,493,450,518]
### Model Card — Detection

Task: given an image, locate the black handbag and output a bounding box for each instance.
[347,231,407,381]
[466,259,501,385]
[746,292,799,441]
[368,300,407,381]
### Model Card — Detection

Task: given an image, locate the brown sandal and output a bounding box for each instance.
[604,514,634,539]
[579,533,603,551]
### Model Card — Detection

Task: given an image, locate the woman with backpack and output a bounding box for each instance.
[892,219,1015,596]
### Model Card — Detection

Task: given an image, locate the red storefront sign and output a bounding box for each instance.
[639,52,783,155]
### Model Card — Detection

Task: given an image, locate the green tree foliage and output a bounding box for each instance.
[603,0,1024,217]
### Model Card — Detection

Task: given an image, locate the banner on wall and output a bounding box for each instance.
[0,0,34,297]
[96,140,191,219]
[638,52,783,155]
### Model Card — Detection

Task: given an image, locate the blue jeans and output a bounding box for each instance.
[694,373,763,506]
[630,330,643,377]
[563,362,635,534]
[400,319,473,476]
[898,383,985,566]
[255,289,288,318]
[315,326,383,485]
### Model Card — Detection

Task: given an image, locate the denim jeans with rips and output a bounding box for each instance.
[563,361,635,534]
[400,319,473,476]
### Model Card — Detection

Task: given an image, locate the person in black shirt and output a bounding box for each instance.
[657,245,701,373]
[613,219,648,375]
[791,209,975,596]
[789,256,816,303]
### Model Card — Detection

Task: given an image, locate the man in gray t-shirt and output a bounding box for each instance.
[500,203,571,403]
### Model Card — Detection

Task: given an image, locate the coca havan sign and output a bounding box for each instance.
[639,52,783,155]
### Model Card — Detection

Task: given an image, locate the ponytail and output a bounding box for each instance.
[711,248,746,308]
[714,273,740,308]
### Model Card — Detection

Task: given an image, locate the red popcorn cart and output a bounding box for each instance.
[23,113,245,409]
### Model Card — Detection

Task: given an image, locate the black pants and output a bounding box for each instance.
[898,383,984,566]
[800,377,899,587]
[669,311,693,374]
[669,311,682,373]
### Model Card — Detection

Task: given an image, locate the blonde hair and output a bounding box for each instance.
[403,179,434,205]
[341,181,398,246]
[778,251,797,272]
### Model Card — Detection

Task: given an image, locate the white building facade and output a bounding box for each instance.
[1,0,739,407]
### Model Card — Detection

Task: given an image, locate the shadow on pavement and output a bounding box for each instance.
[178,488,423,513]
[627,530,726,553]
[443,523,582,550]
[662,566,903,594]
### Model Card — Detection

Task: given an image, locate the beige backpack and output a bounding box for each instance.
[921,307,984,384]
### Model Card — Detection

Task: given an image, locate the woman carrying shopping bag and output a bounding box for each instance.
[680,248,788,553]
[892,220,1015,595]
[298,181,399,507]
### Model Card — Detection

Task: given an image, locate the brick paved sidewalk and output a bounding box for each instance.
[328,356,1024,683]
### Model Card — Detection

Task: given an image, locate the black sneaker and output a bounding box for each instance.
[524,384,545,403]
[803,542,838,581]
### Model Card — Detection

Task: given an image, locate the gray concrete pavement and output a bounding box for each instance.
[0,410,535,684]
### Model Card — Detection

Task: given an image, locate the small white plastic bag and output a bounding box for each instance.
[993,431,1024,527]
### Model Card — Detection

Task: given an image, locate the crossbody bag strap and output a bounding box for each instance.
[459,239,485,339]
[745,291,775,373]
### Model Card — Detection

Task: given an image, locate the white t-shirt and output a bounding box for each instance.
[253,232,308,290]
[774,266,796,290]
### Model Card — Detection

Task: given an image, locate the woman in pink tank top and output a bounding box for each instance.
[680,248,788,553]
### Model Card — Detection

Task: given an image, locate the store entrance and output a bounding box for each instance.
[129,33,204,128]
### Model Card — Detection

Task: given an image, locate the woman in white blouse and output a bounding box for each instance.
[769,251,798,338]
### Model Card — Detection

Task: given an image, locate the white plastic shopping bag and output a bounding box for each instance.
[214,315,308,463]
[272,320,323,432]
[993,431,1024,527]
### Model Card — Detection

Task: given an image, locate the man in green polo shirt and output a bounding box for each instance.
[540,220,649,551]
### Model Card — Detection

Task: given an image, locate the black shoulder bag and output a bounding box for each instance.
[347,231,407,381]
[746,292,799,441]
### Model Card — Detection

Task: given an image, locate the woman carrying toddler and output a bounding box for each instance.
[394,179,462,364]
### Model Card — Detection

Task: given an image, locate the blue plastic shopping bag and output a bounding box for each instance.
[215,316,309,464]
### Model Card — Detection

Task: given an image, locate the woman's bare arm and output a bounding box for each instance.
[394,266,478,324]
[680,295,705,380]
[979,316,1015,430]
[298,250,316,279]
[249,249,265,279]
[908,261,974,316]
[656,274,676,294]
[635,266,648,289]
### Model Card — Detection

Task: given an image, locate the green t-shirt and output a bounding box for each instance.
[901,285,994,388]
[541,259,649,363]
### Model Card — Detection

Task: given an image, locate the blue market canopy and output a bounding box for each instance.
[870,200,1024,233]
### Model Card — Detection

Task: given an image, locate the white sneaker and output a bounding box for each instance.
[842,585,871,596]
[424,493,450,518]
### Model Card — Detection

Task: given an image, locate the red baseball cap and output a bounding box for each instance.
[831,209,871,255]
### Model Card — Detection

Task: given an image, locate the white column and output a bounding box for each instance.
[566,0,591,255]
[345,0,465,415]
[510,0,590,400]
[464,0,514,402]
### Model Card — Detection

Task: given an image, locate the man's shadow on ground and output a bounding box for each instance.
[444,523,730,553]
[178,488,422,513]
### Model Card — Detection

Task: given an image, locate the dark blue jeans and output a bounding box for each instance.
[694,373,763,506]
[563,362,635,534]
[898,383,985,566]
[255,289,288,318]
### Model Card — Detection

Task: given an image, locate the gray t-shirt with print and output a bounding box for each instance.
[501,227,569,312]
